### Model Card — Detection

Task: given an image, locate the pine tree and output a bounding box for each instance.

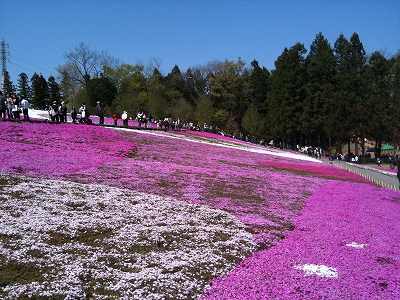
[31,73,49,109]
[333,34,353,151]
[17,73,31,100]
[304,33,336,147]
[365,52,391,157]
[268,43,307,147]
[48,76,61,104]
[3,71,15,98]
[247,60,270,113]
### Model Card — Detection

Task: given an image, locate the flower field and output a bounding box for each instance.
[0,122,399,299]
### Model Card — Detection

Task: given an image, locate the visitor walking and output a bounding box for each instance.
[397,160,400,189]
[122,111,128,127]
[12,96,20,120]
[20,98,30,121]
[96,101,104,125]
[0,91,6,120]
[112,113,119,126]
[59,101,67,123]
[49,101,59,123]
[6,96,14,120]
[79,104,87,123]
[71,106,77,123]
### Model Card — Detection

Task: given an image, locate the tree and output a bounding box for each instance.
[171,98,193,122]
[208,59,247,133]
[31,73,49,109]
[48,76,61,104]
[247,60,270,113]
[104,64,147,114]
[365,52,391,157]
[3,71,15,98]
[183,68,198,104]
[390,54,400,144]
[242,104,262,137]
[333,34,353,151]
[165,65,186,108]
[304,33,336,147]
[17,73,30,100]
[195,96,214,127]
[268,43,307,148]
[147,68,168,119]
[58,43,117,89]
[86,75,117,108]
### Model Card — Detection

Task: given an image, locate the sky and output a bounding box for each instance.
[1,0,399,80]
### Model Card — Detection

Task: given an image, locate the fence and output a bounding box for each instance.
[334,161,399,191]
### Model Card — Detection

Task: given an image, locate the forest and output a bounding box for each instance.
[2,32,400,155]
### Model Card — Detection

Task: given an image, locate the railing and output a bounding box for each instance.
[333,161,399,191]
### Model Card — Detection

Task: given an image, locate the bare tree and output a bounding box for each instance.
[57,43,118,89]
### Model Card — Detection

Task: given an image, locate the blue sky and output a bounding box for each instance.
[1,0,399,80]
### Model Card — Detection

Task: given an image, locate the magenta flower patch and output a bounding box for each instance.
[202,182,400,299]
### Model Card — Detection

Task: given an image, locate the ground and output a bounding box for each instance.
[0,122,399,299]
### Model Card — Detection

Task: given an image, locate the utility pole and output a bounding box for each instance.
[0,39,9,88]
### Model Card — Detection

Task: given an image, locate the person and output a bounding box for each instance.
[0,91,6,120]
[12,96,20,120]
[49,101,59,123]
[59,101,67,123]
[6,96,14,120]
[71,106,77,123]
[79,104,86,123]
[20,98,30,121]
[121,110,128,127]
[96,101,104,125]
[397,160,400,189]
[377,157,382,167]
[112,113,119,126]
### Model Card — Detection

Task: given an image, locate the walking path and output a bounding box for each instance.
[331,160,399,190]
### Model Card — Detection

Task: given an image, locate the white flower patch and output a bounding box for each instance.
[0,175,256,299]
[294,264,338,278]
[345,242,367,249]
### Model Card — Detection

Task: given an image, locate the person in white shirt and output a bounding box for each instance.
[20,98,30,121]
[122,111,128,127]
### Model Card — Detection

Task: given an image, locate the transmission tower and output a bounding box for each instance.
[0,39,10,88]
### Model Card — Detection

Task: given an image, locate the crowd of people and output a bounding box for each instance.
[0,91,30,121]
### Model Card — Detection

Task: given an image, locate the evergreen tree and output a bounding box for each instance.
[389,55,400,143]
[165,65,186,109]
[268,43,307,147]
[3,71,15,98]
[31,73,49,109]
[365,52,391,157]
[194,96,214,127]
[17,73,31,100]
[247,60,270,113]
[86,75,116,108]
[147,68,168,119]
[183,68,198,104]
[242,104,262,138]
[304,33,336,147]
[48,76,61,104]
[333,34,353,151]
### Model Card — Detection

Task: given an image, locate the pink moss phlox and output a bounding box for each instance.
[203,182,400,299]
[0,122,134,176]
[263,158,367,182]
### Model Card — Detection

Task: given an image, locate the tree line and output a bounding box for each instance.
[2,33,400,155]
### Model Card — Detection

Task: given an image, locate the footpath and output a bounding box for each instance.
[331,160,399,190]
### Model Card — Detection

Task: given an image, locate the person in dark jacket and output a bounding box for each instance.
[0,91,6,120]
[71,106,77,123]
[96,101,104,125]
[59,101,68,123]
[397,160,400,189]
